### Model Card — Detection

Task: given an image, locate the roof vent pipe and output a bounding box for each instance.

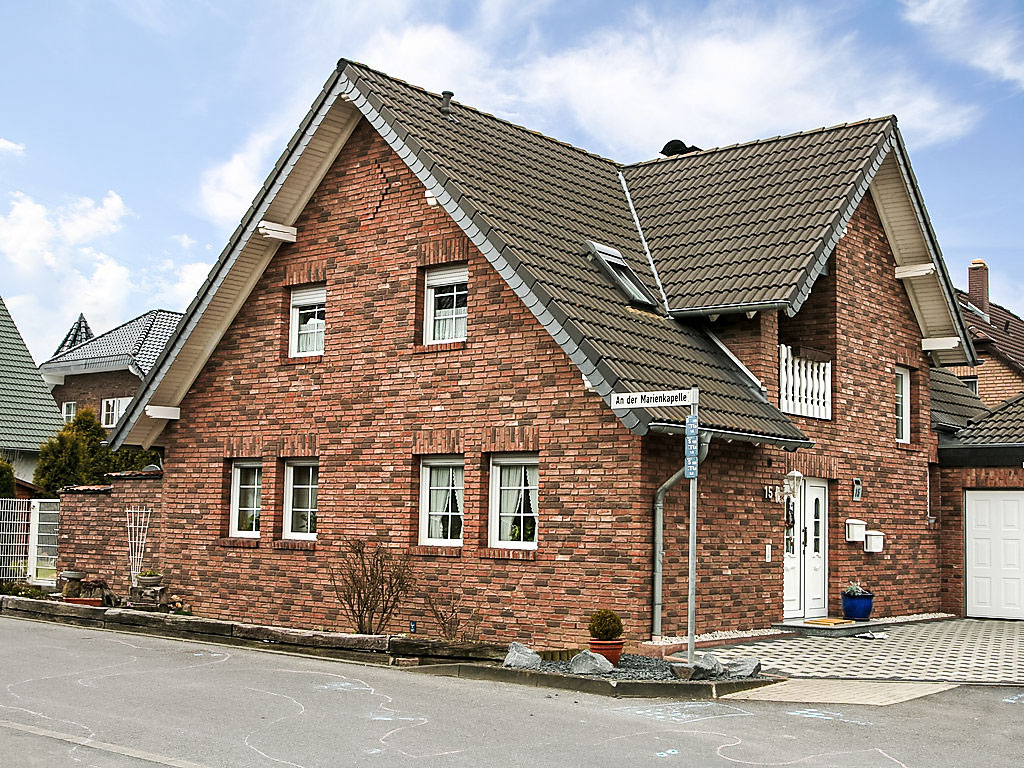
[439,90,454,116]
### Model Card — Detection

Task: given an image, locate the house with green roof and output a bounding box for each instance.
[57,59,1024,641]
[0,297,63,483]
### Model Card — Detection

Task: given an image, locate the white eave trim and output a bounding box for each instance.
[895,263,936,279]
[922,336,962,351]
[257,220,297,242]
[144,405,180,420]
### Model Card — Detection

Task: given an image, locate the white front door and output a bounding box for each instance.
[966,491,1024,619]
[783,478,829,619]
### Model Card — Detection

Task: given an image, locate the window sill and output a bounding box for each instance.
[272,539,316,551]
[479,547,537,560]
[410,545,462,557]
[284,354,323,365]
[413,341,466,354]
[217,537,259,548]
[895,442,925,453]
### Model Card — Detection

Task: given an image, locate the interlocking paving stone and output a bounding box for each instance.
[724,679,959,706]
[708,619,1023,684]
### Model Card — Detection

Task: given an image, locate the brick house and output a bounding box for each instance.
[60,60,1023,643]
[39,310,183,432]
[948,259,1024,407]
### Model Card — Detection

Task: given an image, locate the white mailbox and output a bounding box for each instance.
[864,530,885,553]
[845,518,867,542]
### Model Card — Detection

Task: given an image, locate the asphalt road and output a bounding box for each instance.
[0,617,1020,767]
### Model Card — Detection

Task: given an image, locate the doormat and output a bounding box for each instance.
[804,618,856,626]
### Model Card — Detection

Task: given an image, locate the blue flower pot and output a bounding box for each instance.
[842,592,874,621]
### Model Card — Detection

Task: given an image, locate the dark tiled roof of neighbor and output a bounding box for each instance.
[346,62,807,442]
[955,393,1024,446]
[624,118,893,313]
[41,310,183,377]
[930,368,990,432]
[53,313,94,357]
[0,296,63,451]
[956,289,1024,373]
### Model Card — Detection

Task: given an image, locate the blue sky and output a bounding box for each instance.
[1,0,1022,362]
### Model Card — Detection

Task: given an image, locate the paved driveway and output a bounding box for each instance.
[710,619,1023,683]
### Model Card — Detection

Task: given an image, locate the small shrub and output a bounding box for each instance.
[424,588,481,642]
[0,581,54,600]
[842,580,870,596]
[588,609,623,640]
[138,569,161,577]
[0,459,15,497]
[330,540,414,634]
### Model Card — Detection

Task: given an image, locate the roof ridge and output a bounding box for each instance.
[624,115,896,170]
[340,58,623,169]
[44,308,179,364]
[956,287,1024,326]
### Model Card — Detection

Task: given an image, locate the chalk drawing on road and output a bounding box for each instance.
[614,701,753,725]
[1003,692,1024,704]
[787,708,873,726]
[656,748,680,757]
[317,680,372,692]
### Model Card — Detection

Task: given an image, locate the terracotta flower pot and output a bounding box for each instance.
[65,597,102,606]
[588,638,625,666]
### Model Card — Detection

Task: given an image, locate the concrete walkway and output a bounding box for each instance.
[708,619,1023,684]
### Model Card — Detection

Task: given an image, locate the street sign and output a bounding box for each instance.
[684,434,699,456]
[611,389,695,409]
[684,455,698,479]
[685,414,698,436]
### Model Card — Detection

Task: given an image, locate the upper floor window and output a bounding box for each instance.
[62,401,76,424]
[585,240,658,308]
[895,367,911,443]
[958,376,979,395]
[283,461,318,541]
[424,265,467,344]
[419,456,464,546]
[101,397,132,428]
[290,285,326,357]
[489,454,538,550]
[229,461,262,538]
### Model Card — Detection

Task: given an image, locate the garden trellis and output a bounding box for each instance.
[126,506,153,585]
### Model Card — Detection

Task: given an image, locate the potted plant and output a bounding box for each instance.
[137,569,164,588]
[841,580,874,621]
[587,609,625,666]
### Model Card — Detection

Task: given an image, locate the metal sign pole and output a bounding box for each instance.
[686,386,699,665]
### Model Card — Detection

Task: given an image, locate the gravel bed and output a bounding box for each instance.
[538,653,677,681]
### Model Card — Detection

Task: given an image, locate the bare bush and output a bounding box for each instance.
[424,588,482,642]
[330,540,414,634]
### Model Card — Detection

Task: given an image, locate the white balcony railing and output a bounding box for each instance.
[779,344,832,419]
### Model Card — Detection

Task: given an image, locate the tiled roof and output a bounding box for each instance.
[955,393,1024,446]
[53,313,94,357]
[41,310,183,377]
[346,62,807,443]
[930,368,989,432]
[623,119,893,313]
[0,296,63,451]
[956,289,1024,373]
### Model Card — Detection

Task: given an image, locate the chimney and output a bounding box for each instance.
[439,90,454,117]
[968,259,989,315]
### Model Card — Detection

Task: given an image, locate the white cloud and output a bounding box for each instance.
[58,191,128,245]
[0,138,25,156]
[198,128,283,230]
[0,192,57,270]
[172,233,196,249]
[144,258,212,309]
[902,0,1024,88]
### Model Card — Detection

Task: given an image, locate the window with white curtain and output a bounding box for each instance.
[289,285,326,357]
[283,461,318,540]
[229,461,262,538]
[488,454,539,549]
[424,265,467,344]
[418,456,464,545]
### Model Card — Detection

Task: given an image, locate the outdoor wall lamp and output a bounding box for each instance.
[784,469,803,498]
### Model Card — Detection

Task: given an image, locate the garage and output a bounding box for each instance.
[966,491,1024,619]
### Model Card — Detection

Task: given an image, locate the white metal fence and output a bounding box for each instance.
[0,499,59,585]
[779,344,832,420]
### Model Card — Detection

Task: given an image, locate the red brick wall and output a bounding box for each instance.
[937,466,1024,613]
[51,370,141,430]
[949,353,1024,408]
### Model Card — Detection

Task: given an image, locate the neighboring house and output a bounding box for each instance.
[0,297,63,483]
[39,310,183,431]
[60,60,1024,643]
[949,260,1024,407]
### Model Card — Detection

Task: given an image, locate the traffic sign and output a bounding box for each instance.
[685,414,698,436]
[685,434,699,456]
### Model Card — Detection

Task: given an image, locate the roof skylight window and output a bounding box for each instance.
[585,240,658,308]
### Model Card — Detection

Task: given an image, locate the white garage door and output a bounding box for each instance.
[966,491,1024,619]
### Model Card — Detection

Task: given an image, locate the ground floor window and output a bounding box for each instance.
[62,401,76,423]
[229,461,262,538]
[489,454,538,549]
[283,461,318,540]
[419,456,464,545]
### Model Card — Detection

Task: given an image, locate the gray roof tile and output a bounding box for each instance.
[930,368,989,432]
[0,296,63,451]
[955,393,1024,446]
[41,310,183,377]
[53,313,94,357]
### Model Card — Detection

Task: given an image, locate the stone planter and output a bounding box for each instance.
[841,592,874,621]
[137,574,164,588]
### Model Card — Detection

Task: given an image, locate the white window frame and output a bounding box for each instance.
[423,264,468,344]
[418,456,465,546]
[283,460,318,541]
[101,397,132,428]
[958,376,979,395]
[62,401,76,423]
[289,284,326,358]
[229,461,263,539]
[895,366,911,444]
[488,453,539,550]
